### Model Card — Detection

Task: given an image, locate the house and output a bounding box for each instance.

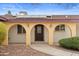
[0,11,78,47]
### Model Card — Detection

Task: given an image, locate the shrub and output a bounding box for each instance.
[59,37,79,50]
[0,22,6,45]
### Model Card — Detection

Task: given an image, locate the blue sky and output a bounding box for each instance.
[1,3,79,15]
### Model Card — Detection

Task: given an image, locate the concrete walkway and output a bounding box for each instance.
[31,44,79,56]
[0,44,49,56]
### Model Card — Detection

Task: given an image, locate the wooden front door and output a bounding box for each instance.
[35,25,44,41]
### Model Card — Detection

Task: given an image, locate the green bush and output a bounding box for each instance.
[0,22,6,45]
[59,37,79,50]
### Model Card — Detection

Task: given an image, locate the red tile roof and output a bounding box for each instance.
[1,15,79,23]
[6,18,79,23]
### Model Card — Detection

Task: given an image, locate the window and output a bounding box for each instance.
[17,25,26,34]
[55,24,65,31]
[37,26,42,34]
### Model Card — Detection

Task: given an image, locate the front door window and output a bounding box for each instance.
[35,25,44,41]
[37,26,42,34]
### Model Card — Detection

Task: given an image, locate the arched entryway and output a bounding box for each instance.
[53,24,71,43]
[8,24,26,44]
[31,24,49,44]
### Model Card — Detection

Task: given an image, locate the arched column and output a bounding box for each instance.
[68,24,76,37]
[2,28,8,46]
[48,28,53,45]
[26,28,31,47]
[48,24,58,45]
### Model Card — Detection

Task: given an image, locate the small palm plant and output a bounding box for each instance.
[0,22,6,54]
[0,22,6,45]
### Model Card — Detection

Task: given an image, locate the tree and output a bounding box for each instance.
[0,22,6,45]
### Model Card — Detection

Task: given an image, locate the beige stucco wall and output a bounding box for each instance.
[1,22,77,46]
[54,26,71,43]
[31,27,35,43]
[8,25,26,43]
[44,27,49,43]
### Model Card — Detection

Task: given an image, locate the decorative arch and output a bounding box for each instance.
[30,23,49,44]
[30,23,49,31]
[8,23,27,31]
[53,23,72,36]
[53,23,72,43]
[8,23,27,44]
